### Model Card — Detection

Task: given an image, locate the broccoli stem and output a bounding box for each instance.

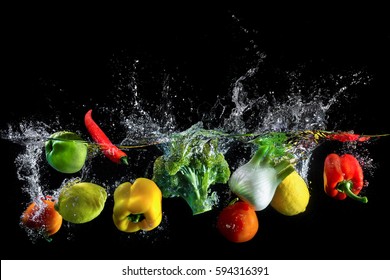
[180,166,201,200]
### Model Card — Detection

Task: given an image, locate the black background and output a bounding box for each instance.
[2,6,390,260]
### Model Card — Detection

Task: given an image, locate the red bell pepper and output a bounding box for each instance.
[323,153,367,203]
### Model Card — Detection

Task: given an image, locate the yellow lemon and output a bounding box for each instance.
[271,170,310,216]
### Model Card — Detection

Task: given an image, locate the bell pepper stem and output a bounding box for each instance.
[337,181,368,203]
[128,213,144,223]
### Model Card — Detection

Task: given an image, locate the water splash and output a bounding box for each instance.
[3,56,374,199]
[4,121,52,200]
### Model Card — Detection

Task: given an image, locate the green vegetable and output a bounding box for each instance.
[55,181,107,224]
[152,124,231,215]
[45,131,88,174]
[229,133,295,211]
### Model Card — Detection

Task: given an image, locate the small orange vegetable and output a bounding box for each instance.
[216,200,259,243]
[21,196,63,236]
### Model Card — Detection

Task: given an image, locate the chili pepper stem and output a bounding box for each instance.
[121,157,129,165]
[337,181,368,203]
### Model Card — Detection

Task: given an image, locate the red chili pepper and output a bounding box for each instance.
[84,109,128,165]
[323,153,367,203]
[326,132,371,142]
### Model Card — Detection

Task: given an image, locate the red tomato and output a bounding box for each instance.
[21,196,63,236]
[217,200,259,243]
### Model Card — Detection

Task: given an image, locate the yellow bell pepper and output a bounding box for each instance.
[113,178,163,233]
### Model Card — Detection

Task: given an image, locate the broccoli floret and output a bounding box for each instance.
[152,126,231,215]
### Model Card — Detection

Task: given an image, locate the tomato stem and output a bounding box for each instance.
[228,197,240,206]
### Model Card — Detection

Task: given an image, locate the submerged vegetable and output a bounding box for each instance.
[323,153,367,203]
[271,170,310,216]
[229,135,295,211]
[21,195,62,236]
[152,125,231,215]
[55,181,108,223]
[112,178,163,233]
[84,109,128,165]
[45,131,88,173]
[217,199,259,243]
